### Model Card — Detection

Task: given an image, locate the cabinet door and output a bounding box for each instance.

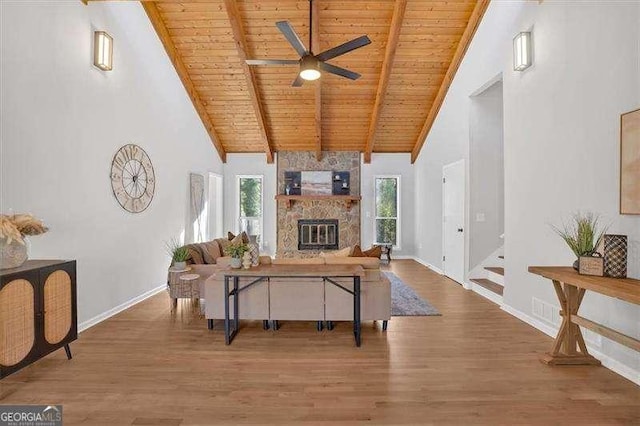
[40,263,76,346]
[0,272,38,371]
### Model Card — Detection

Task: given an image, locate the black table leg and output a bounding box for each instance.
[263,320,270,330]
[327,321,334,330]
[224,276,231,345]
[208,319,214,330]
[317,321,323,331]
[233,276,240,337]
[354,276,361,347]
[64,344,72,360]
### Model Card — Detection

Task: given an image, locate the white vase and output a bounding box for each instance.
[230,257,242,269]
[0,237,28,269]
[173,261,187,270]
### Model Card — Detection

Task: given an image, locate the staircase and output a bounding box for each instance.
[469,252,504,305]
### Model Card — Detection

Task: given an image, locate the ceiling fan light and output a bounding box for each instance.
[300,68,321,80]
[299,55,321,81]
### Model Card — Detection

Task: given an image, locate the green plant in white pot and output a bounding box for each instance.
[166,238,190,270]
[551,212,607,270]
[225,242,248,269]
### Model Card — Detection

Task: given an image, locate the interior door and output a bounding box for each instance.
[443,160,465,284]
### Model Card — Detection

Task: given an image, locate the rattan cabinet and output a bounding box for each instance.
[0,260,77,379]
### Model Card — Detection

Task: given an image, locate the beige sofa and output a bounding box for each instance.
[203,255,391,331]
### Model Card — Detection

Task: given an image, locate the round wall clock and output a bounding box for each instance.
[110,144,155,213]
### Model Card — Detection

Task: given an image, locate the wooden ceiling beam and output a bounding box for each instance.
[223,0,275,164]
[363,0,407,164]
[313,0,322,161]
[142,2,226,163]
[410,0,490,164]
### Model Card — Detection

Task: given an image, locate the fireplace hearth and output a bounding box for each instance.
[298,219,339,250]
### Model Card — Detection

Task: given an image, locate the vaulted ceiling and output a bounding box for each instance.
[91,0,489,163]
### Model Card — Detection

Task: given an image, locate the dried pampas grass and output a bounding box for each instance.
[0,214,48,245]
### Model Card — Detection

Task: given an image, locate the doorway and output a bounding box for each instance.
[442,159,465,284]
[468,78,504,274]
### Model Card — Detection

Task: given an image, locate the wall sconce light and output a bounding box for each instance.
[513,31,532,71]
[93,31,113,71]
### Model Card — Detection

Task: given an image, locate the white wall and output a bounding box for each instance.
[361,153,415,257]
[469,81,504,268]
[0,2,223,325]
[413,2,523,271]
[414,0,640,382]
[503,1,640,379]
[222,153,277,256]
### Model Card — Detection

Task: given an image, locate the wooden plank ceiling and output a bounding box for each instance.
[135,0,489,163]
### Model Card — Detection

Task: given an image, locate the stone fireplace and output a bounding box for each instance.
[277,152,360,258]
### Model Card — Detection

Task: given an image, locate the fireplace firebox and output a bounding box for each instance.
[298,219,339,250]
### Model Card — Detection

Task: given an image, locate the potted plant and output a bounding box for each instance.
[551,212,607,270]
[166,238,190,270]
[225,242,248,269]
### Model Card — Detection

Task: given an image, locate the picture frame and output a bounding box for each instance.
[620,108,640,214]
[301,171,332,195]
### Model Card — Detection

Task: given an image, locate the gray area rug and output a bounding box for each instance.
[384,271,441,316]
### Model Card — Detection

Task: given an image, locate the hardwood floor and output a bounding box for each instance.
[1,260,638,425]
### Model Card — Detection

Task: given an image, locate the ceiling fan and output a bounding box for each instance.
[245,0,371,87]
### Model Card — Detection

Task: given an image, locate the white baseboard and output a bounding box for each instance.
[411,256,444,275]
[467,281,503,306]
[501,304,640,386]
[78,284,166,333]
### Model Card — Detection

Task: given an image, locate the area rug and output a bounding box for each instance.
[384,272,441,316]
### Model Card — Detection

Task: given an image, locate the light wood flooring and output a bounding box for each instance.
[1,260,638,425]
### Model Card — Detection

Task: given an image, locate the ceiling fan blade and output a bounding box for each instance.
[316,35,371,62]
[318,62,361,80]
[276,21,308,57]
[291,75,305,87]
[246,59,299,66]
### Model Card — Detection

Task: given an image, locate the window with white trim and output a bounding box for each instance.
[237,175,263,247]
[374,176,400,248]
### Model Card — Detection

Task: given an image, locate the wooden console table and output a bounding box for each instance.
[223,264,364,346]
[528,266,639,366]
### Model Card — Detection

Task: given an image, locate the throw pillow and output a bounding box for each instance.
[201,241,222,264]
[219,233,247,256]
[364,245,383,258]
[350,245,364,257]
[217,238,232,255]
[228,231,250,243]
[184,244,204,264]
[350,245,382,258]
[230,232,245,245]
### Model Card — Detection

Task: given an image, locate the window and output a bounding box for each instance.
[237,175,263,247]
[374,176,400,248]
